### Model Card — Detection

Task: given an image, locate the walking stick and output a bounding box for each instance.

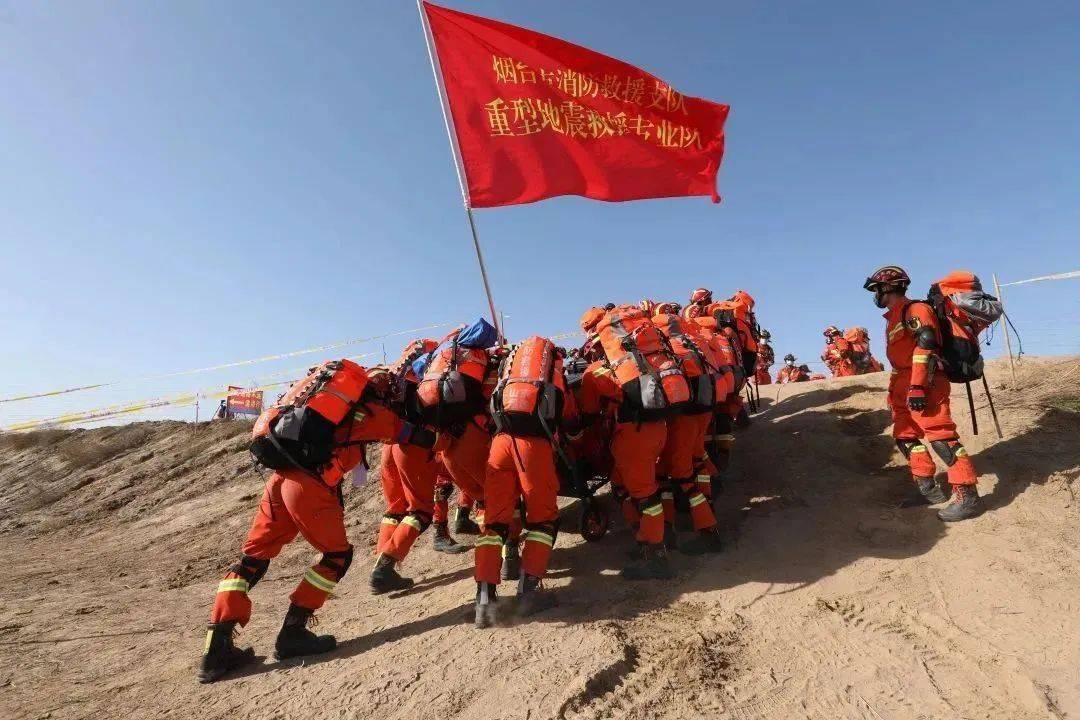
[981,374,1004,439]
[965,381,979,436]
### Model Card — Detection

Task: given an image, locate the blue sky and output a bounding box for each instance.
[1,0,1077,426]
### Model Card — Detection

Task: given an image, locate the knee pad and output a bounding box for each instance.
[486,522,511,541]
[930,439,962,466]
[524,520,559,545]
[406,511,433,532]
[229,555,270,588]
[895,439,921,459]
[318,547,354,580]
[678,482,705,499]
[634,492,664,513]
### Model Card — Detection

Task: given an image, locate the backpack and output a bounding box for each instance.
[707,301,758,376]
[908,271,1003,383]
[693,319,743,398]
[843,327,874,372]
[651,313,721,413]
[250,359,369,476]
[415,333,494,428]
[594,306,690,421]
[490,336,565,437]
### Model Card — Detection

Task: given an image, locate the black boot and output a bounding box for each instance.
[919,477,948,504]
[274,604,336,661]
[369,554,414,595]
[198,621,254,683]
[621,543,676,581]
[663,523,679,551]
[453,507,481,535]
[680,527,725,555]
[474,581,499,629]
[901,477,949,507]
[735,407,752,429]
[432,523,468,554]
[501,542,521,581]
[937,484,984,522]
[516,574,557,618]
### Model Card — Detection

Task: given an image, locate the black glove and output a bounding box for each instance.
[907,386,927,412]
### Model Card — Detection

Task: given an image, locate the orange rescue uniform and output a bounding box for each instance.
[884,301,978,487]
[211,403,405,628]
[578,361,666,545]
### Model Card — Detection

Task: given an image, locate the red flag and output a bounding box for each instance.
[422,2,730,208]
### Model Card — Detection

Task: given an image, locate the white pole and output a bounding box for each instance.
[992,273,1017,383]
[416,0,503,340]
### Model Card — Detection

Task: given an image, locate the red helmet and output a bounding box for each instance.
[653,302,680,316]
[863,266,910,292]
[823,325,841,338]
[690,287,712,305]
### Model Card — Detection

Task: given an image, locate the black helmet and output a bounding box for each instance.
[783,353,795,363]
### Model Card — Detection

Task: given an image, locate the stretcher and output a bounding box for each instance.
[555,457,611,542]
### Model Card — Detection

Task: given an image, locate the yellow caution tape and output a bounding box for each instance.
[0,323,454,405]
[2,350,388,432]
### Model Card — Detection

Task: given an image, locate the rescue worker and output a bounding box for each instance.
[579,307,673,581]
[689,310,743,474]
[474,337,580,627]
[651,303,725,554]
[199,367,433,683]
[371,340,443,594]
[776,354,810,384]
[755,330,774,385]
[822,326,856,377]
[843,327,885,374]
[707,292,759,428]
[863,265,983,521]
[434,345,513,573]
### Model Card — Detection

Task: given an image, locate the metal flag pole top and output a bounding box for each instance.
[416,0,503,340]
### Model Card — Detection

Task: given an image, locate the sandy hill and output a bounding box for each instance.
[1,357,1077,720]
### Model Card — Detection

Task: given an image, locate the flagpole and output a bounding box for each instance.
[416,0,503,340]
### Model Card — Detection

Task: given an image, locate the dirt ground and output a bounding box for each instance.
[1,357,1077,720]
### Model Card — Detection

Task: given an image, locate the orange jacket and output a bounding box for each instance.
[576,361,622,419]
[756,343,774,370]
[884,300,940,387]
[822,338,857,376]
[776,365,809,384]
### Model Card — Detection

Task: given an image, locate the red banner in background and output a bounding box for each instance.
[226,387,264,417]
[423,1,729,207]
